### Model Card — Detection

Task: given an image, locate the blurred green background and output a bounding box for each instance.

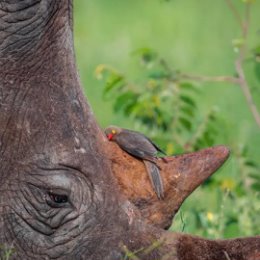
[73,0,260,238]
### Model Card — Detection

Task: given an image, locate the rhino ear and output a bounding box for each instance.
[105,144,230,228]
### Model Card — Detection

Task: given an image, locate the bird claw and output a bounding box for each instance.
[160,157,171,163]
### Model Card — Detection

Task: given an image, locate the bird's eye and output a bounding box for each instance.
[112,130,116,134]
[48,192,68,204]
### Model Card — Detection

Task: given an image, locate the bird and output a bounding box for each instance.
[104,125,166,199]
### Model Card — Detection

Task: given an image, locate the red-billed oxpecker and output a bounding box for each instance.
[104,126,166,199]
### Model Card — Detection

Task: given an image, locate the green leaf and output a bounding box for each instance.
[251,183,260,191]
[232,38,245,47]
[179,117,192,130]
[180,95,197,108]
[254,62,260,82]
[203,131,214,146]
[180,82,199,93]
[249,172,260,180]
[104,73,124,94]
[95,64,106,80]
[208,112,217,121]
[181,106,195,118]
[132,47,157,64]
[240,145,248,156]
[252,45,260,56]
[124,103,137,115]
[224,222,240,238]
[245,160,258,168]
[113,91,137,112]
[148,70,170,79]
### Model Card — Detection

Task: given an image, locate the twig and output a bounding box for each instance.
[179,71,260,129]
[224,0,244,31]
[223,250,232,260]
[182,2,260,129]
[235,60,260,128]
[184,110,213,151]
[180,73,240,84]
[161,2,260,128]
[234,3,260,128]
[161,58,240,84]
[180,210,186,232]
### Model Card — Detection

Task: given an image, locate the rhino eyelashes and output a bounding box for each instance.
[48,192,68,205]
[45,191,71,209]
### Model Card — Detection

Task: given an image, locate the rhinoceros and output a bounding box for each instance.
[0,1,259,259]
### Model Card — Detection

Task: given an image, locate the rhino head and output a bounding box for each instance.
[0,1,259,259]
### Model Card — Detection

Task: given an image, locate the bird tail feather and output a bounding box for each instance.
[144,161,164,199]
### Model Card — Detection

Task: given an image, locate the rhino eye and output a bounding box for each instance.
[48,192,68,205]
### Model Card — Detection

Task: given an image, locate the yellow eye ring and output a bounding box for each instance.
[112,129,116,134]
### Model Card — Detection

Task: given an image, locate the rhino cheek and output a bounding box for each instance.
[0,160,103,258]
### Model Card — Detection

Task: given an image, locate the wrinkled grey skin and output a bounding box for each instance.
[0,1,162,259]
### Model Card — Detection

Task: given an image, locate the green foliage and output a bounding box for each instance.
[121,240,177,260]
[97,48,260,237]
[235,145,260,193]
[75,0,260,239]
[95,0,260,235]
[172,188,260,238]
[96,51,220,154]
[0,245,15,260]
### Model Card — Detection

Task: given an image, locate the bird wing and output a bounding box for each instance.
[115,130,157,161]
[124,129,166,155]
[122,128,166,155]
[144,136,166,155]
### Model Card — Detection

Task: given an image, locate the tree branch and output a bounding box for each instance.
[179,73,240,84]
[180,2,260,129]
[224,0,244,31]
[234,3,260,128]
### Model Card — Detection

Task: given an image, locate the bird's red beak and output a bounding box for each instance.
[107,133,113,141]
